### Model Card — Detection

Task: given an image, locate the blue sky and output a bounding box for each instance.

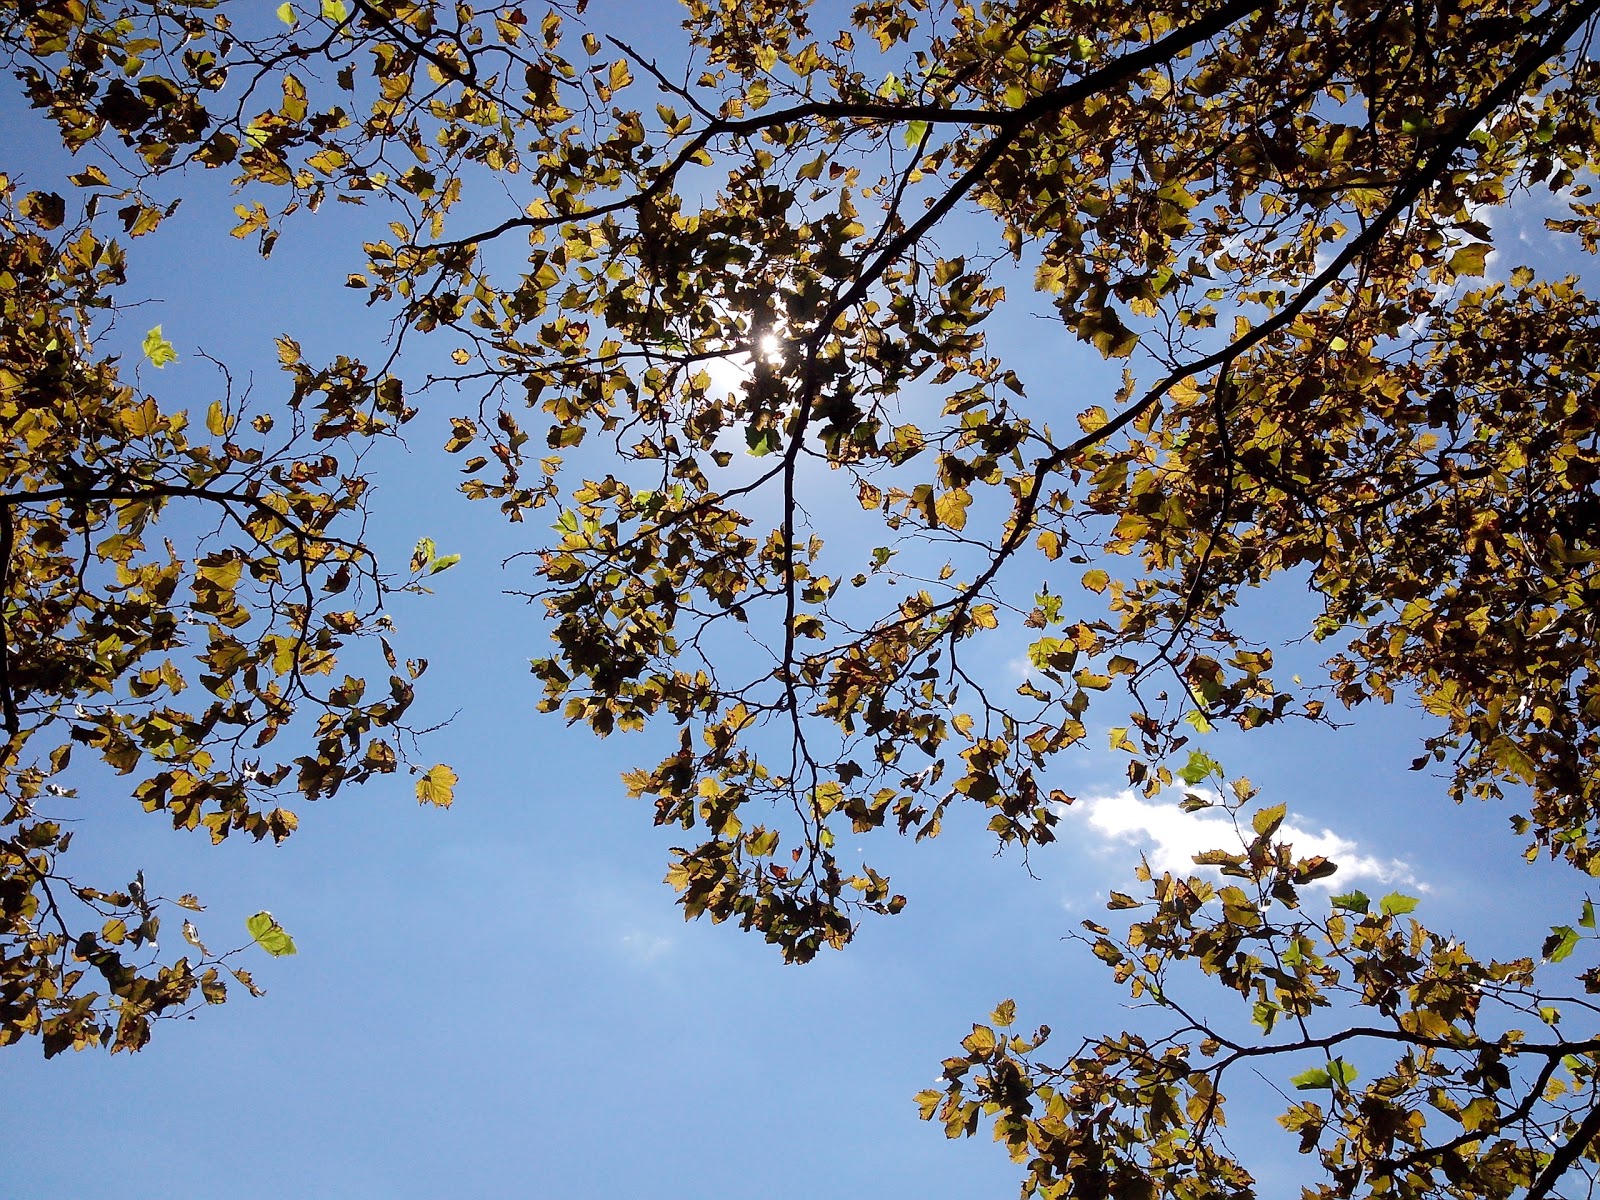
[4,8,1593,1197]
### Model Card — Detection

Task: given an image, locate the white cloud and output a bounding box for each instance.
[1066,789,1419,889]
[618,929,676,963]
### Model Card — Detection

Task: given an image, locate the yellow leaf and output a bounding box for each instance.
[416,763,457,806]
[961,1024,997,1056]
[119,395,165,437]
[1450,243,1491,277]
[141,326,177,368]
[205,400,233,437]
[935,488,971,531]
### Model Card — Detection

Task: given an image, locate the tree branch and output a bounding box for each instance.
[1527,1096,1600,1200]
[0,504,17,738]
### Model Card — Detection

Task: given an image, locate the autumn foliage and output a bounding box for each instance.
[6,0,1600,1195]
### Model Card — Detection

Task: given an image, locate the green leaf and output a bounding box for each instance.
[426,553,461,575]
[1582,899,1595,930]
[1178,750,1220,786]
[141,326,177,368]
[1331,890,1370,913]
[1183,710,1214,733]
[246,911,297,957]
[903,120,929,148]
[1379,892,1420,916]
[1292,1059,1357,1091]
[276,2,298,25]
[1251,1000,1279,1033]
[746,425,781,456]
[321,0,348,20]
[1544,925,1581,963]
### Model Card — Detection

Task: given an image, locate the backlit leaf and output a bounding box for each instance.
[246,912,297,957]
[416,764,457,807]
[1379,892,1419,917]
[141,326,177,368]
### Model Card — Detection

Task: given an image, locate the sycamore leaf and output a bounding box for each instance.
[1379,892,1420,917]
[1178,750,1220,786]
[205,400,234,437]
[246,911,297,957]
[426,554,461,575]
[1252,803,1287,838]
[746,426,781,456]
[1544,925,1581,963]
[276,2,297,24]
[1252,1000,1279,1033]
[182,920,209,955]
[1450,243,1492,276]
[141,326,177,368]
[1331,890,1370,913]
[416,763,457,807]
[1292,1059,1357,1090]
[962,1024,996,1056]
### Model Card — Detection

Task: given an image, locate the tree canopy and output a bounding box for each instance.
[6,0,1600,1195]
